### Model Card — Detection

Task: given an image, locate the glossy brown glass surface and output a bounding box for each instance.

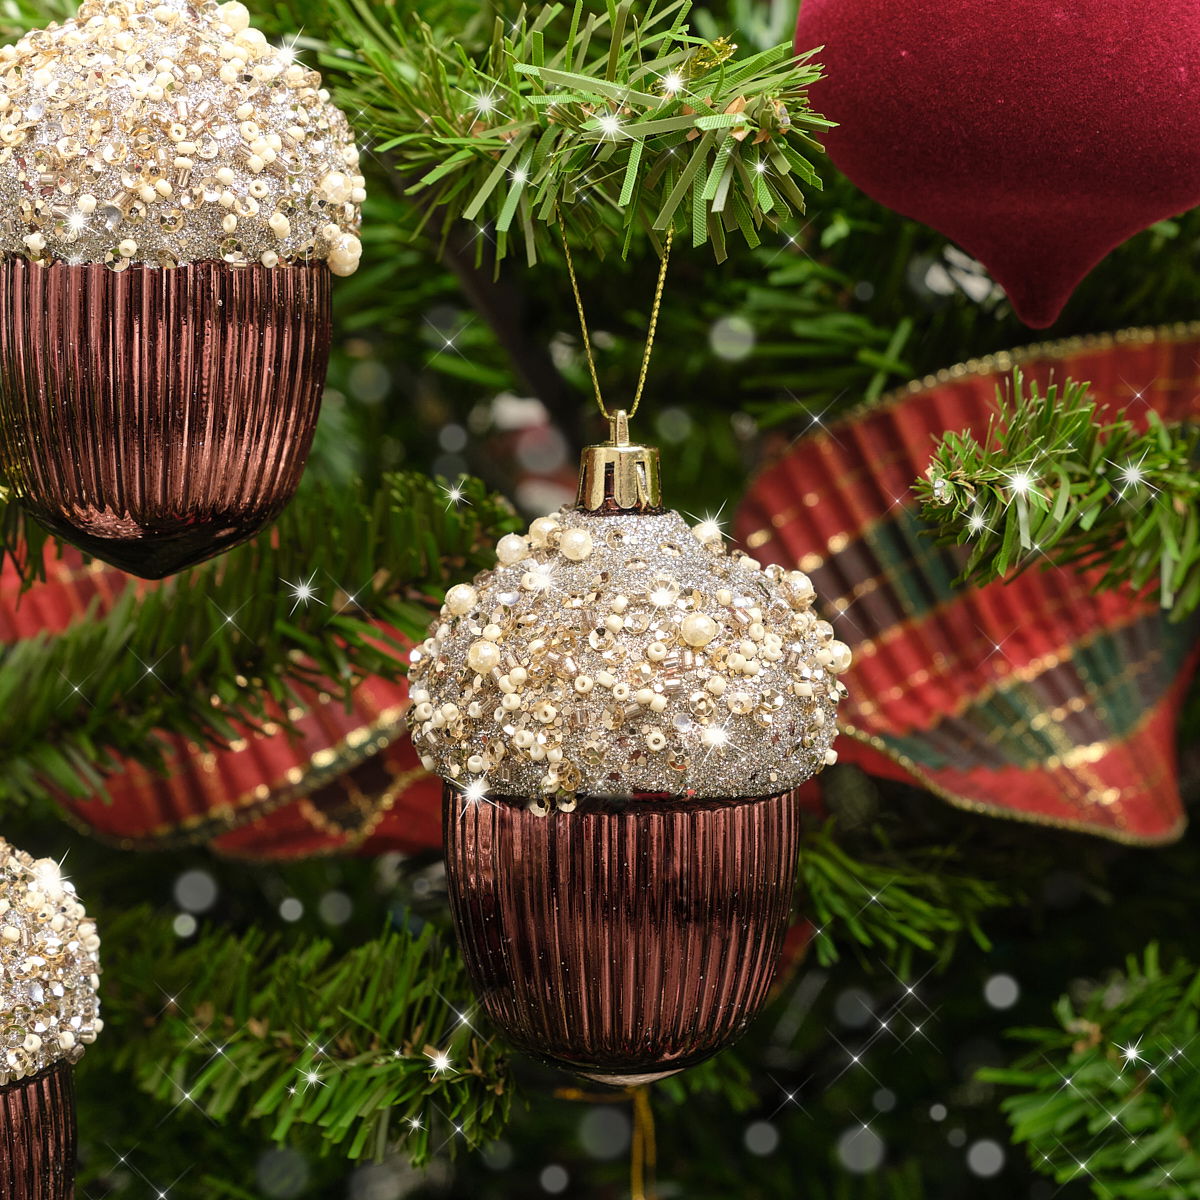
[0,1061,76,1199]
[444,786,802,1084]
[0,259,331,578]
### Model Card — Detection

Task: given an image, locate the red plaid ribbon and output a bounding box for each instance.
[736,326,1200,844]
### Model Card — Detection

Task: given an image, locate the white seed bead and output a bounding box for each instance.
[646,641,668,662]
[680,613,718,647]
[496,534,529,565]
[558,528,593,561]
[574,676,594,694]
[645,730,667,752]
[705,675,727,696]
[444,583,478,616]
[467,639,501,674]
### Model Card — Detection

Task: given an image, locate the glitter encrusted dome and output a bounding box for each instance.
[0,840,101,1086]
[408,508,851,806]
[0,0,364,273]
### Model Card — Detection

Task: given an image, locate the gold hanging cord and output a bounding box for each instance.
[553,1083,658,1200]
[557,211,674,424]
[630,1085,658,1200]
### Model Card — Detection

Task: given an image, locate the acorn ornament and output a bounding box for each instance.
[0,840,102,1199]
[409,414,850,1083]
[0,0,364,578]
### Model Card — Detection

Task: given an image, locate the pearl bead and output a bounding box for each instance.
[467,639,501,674]
[496,534,529,565]
[559,528,593,561]
[218,1,251,32]
[528,516,560,547]
[829,641,853,673]
[680,613,718,647]
[444,583,477,616]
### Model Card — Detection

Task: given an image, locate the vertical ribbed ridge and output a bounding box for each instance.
[444,786,802,1082]
[0,1061,76,1199]
[0,259,332,579]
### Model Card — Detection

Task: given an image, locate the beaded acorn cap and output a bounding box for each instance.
[0,840,101,1086]
[0,0,364,273]
[408,418,850,809]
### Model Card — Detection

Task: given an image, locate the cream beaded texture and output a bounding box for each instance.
[0,839,102,1086]
[0,0,364,273]
[408,508,852,809]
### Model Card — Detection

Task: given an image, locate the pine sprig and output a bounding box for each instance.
[983,946,1200,1197]
[0,473,517,809]
[100,909,510,1165]
[799,821,1010,975]
[322,0,829,264]
[916,371,1200,615]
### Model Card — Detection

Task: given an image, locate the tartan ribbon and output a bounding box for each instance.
[0,549,442,860]
[736,325,1200,844]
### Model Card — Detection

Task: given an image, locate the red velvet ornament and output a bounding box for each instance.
[794,0,1200,328]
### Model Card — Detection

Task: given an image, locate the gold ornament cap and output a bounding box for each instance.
[576,411,662,514]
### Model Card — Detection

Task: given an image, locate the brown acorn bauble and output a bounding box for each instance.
[0,842,102,1198]
[410,415,849,1082]
[0,0,365,578]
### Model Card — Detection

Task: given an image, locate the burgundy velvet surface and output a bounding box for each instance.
[795,0,1200,327]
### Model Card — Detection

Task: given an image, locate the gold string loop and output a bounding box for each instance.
[557,211,673,426]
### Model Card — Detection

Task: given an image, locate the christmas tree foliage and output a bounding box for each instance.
[0,0,1198,1196]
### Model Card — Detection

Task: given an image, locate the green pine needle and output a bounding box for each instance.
[983,945,1200,1196]
[100,909,511,1165]
[0,473,517,809]
[916,371,1200,617]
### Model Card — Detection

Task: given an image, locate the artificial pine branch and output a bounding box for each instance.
[321,0,829,264]
[916,372,1200,615]
[99,908,510,1166]
[0,473,517,808]
[799,821,1010,975]
[983,945,1200,1197]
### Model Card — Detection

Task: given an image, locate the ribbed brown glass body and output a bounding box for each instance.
[444,785,802,1084]
[0,259,331,578]
[0,1061,76,1199]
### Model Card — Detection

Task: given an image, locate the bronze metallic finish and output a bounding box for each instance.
[444,786,801,1084]
[0,259,331,578]
[0,1061,76,1199]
